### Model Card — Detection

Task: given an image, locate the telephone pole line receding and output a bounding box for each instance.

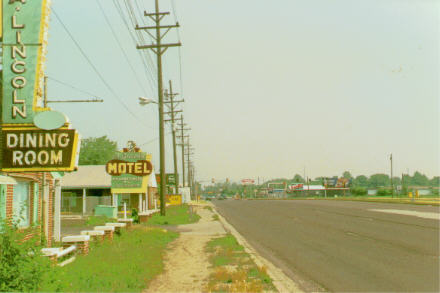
[164,80,183,194]
[177,117,190,187]
[136,0,181,216]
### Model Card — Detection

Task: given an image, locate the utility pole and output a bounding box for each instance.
[164,80,183,194]
[176,118,190,187]
[390,154,394,198]
[136,1,181,216]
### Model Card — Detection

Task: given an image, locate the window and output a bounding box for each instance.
[13,181,30,228]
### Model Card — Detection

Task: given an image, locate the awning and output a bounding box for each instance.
[0,175,17,185]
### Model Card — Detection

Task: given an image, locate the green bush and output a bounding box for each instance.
[377,188,392,196]
[0,220,51,291]
[350,187,367,196]
[131,208,140,224]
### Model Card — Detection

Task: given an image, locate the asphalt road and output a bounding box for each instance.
[213,199,439,292]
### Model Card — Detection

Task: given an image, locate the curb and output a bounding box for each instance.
[210,203,303,293]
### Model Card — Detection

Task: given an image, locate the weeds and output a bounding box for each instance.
[205,234,276,292]
[0,221,51,292]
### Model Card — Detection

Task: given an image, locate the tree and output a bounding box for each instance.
[79,136,118,165]
[292,174,304,183]
[353,175,368,187]
[430,176,440,187]
[411,171,430,186]
[368,174,390,188]
[392,176,401,186]
[342,171,353,180]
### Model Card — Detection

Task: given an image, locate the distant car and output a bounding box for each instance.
[217,195,227,200]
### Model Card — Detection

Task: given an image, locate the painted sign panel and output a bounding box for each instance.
[106,159,152,176]
[166,173,177,186]
[168,194,182,205]
[1,128,79,171]
[109,152,152,194]
[2,0,51,124]
[241,179,255,185]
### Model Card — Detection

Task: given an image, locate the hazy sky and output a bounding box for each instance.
[46,0,439,182]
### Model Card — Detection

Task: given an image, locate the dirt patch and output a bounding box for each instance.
[144,205,226,292]
[145,234,213,292]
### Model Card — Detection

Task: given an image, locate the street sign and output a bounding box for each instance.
[166,173,177,186]
[107,152,153,194]
[1,128,79,172]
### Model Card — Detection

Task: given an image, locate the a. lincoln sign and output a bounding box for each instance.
[0,0,80,172]
[1,128,79,171]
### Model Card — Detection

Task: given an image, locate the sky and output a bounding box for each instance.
[45,0,439,183]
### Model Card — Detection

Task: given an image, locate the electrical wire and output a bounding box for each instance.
[112,0,157,91]
[47,76,102,98]
[170,0,184,97]
[52,8,149,127]
[96,0,149,96]
[139,130,172,146]
[125,0,157,81]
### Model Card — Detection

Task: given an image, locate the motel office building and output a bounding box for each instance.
[61,165,158,216]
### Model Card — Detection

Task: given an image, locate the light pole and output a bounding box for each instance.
[139,96,166,216]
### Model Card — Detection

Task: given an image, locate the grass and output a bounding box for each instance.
[147,204,201,225]
[205,234,276,292]
[86,215,116,226]
[40,227,178,292]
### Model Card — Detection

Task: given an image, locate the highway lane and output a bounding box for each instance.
[213,199,439,292]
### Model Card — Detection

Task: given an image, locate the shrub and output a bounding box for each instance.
[377,188,392,196]
[350,187,367,196]
[0,220,51,291]
[131,208,140,224]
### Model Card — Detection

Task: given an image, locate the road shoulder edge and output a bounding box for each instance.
[210,202,303,293]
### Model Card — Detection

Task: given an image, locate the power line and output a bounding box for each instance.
[47,76,102,98]
[139,130,172,147]
[125,0,158,83]
[96,0,149,96]
[52,8,148,126]
[170,0,184,97]
[112,0,157,92]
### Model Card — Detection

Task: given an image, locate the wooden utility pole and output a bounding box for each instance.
[177,119,190,187]
[136,1,181,216]
[164,80,183,194]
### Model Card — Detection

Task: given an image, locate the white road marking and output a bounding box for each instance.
[369,209,440,220]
